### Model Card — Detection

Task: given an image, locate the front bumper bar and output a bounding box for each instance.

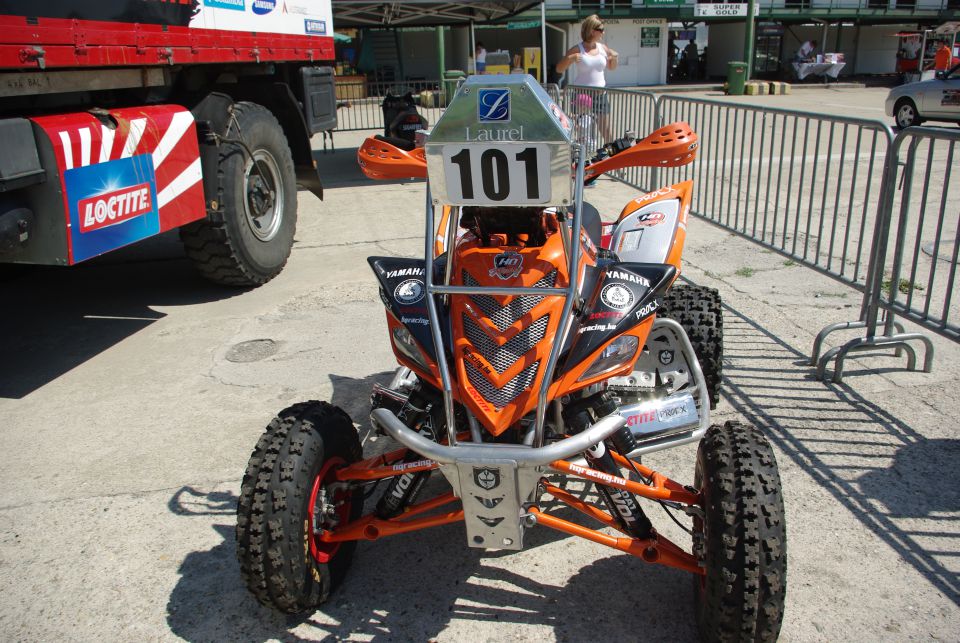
[370,408,626,466]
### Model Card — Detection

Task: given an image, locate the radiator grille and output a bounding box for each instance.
[463,314,549,374]
[462,269,557,332]
[465,360,540,410]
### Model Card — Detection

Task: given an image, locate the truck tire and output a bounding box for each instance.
[181,102,297,286]
[237,401,363,613]
[693,421,787,643]
[660,284,723,408]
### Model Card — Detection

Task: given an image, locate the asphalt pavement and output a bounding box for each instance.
[0,86,958,642]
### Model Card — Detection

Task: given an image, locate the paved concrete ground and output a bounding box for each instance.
[1,87,958,642]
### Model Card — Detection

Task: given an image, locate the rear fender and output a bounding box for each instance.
[609,180,693,271]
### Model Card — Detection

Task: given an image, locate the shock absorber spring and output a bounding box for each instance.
[376,394,438,519]
[585,440,654,539]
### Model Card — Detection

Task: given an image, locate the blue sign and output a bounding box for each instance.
[63,155,160,263]
[478,88,511,123]
[205,0,245,10]
[251,0,276,15]
[304,19,327,35]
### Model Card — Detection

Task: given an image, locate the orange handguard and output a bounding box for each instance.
[584,122,698,183]
[357,136,428,180]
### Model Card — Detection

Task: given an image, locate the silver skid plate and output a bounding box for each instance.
[453,459,525,550]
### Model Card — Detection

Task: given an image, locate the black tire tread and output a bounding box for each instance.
[180,101,296,287]
[237,400,361,613]
[694,421,787,643]
[894,97,922,129]
[660,284,723,408]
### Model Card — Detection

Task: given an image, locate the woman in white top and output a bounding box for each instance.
[556,14,619,144]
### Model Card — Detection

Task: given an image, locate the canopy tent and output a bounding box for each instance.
[332,1,549,82]
[332,1,541,27]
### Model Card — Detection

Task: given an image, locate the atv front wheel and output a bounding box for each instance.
[660,284,723,408]
[693,421,787,642]
[237,401,363,613]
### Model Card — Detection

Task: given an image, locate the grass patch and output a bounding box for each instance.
[882,277,925,295]
[735,267,756,278]
[783,259,796,267]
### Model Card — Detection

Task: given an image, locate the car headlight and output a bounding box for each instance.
[392,325,430,371]
[579,335,639,381]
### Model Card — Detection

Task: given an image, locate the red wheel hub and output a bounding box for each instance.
[307,456,349,563]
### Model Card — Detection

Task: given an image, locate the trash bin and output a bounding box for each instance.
[726,61,747,96]
[442,70,466,106]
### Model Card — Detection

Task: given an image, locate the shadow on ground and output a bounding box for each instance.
[312,147,427,190]
[718,299,960,606]
[0,233,244,399]
[165,485,696,643]
[166,371,697,641]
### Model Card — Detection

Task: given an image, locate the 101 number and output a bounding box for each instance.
[449,147,540,201]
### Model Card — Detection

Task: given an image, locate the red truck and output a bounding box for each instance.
[0,0,338,285]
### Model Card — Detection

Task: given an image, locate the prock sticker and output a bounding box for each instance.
[63,154,160,263]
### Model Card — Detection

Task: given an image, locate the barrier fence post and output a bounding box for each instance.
[812,128,946,381]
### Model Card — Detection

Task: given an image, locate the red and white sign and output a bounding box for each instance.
[78,183,153,233]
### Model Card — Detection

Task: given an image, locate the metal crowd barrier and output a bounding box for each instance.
[811,127,959,380]
[654,96,894,294]
[560,85,659,188]
[332,80,563,136]
[333,79,448,134]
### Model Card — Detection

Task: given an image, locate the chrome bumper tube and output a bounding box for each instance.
[371,408,627,466]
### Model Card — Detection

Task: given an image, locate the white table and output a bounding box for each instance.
[793,62,846,81]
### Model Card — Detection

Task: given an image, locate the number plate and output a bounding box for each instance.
[440,143,552,206]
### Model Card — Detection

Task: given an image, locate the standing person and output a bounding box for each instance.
[795,39,817,62]
[475,42,487,74]
[684,40,699,80]
[901,36,921,60]
[556,14,619,144]
[932,40,953,71]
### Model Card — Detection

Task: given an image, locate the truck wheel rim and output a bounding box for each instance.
[243,150,284,242]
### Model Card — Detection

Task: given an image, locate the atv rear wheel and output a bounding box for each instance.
[660,284,723,408]
[236,401,363,613]
[693,421,787,643]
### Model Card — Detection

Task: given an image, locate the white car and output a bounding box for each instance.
[886,63,960,128]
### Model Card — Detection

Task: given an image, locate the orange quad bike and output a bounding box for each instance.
[237,75,787,641]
